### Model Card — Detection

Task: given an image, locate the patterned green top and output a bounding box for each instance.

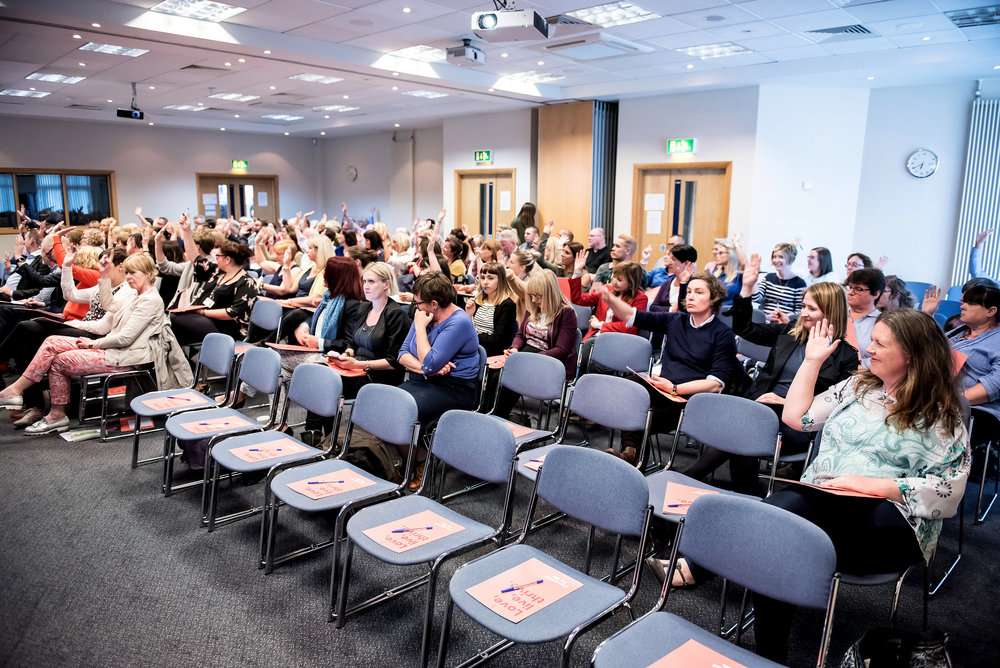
[800,378,970,562]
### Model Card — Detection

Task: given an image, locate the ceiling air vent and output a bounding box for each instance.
[544,13,599,39]
[802,23,876,43]
[946,6,1000,28]
[542,33,651,61]
[67,103,103,111]
[180,64,230,72]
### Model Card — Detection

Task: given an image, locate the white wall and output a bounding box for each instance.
[854,82,976,288]
[749,85,870,278]
[442,109,534,227]
[614,86,760,244]
[0,117,319,222]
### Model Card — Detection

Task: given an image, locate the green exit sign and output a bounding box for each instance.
[666,139,696,154]
[474,150,492,163]
[231,159,249,170]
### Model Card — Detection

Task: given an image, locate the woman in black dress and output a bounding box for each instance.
[170,241,256,345]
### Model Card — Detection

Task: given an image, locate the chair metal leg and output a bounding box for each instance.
[200,456,215,527]
[420,566,440,668]
[435,596,454,668]
[929,497,963,596]
[975,442,997,523]
[263,502,280,574]
[333,540,355,627]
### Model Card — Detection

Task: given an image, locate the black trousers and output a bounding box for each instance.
[171,312,241,345]
[750,488,923,663]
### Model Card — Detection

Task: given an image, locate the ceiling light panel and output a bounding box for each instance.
[261,114,304,121]
[677,42,752,59]
[209,92,259,101]
[26,73,86,84]
[503,71,566,84]
[289,73,344,84]
[150,0,247,22]
[1,89,50,97]
[566,2,660,28]
[386,45,446,62]
[402,90,448,99]
[312,105,360,112]
[78,42,149,57]
[164,104,207,111]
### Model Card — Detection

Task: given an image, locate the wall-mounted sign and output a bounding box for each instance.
[231,159,249,170]
[666,139,696,155]
[474,149,492,165]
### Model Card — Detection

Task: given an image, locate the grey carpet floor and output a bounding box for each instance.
[1,409,997,668]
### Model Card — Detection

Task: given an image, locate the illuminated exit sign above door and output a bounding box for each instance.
[474,150,492,165]
[231,159,249,170]
[666,139,696,154]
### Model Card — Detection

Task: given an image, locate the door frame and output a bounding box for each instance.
[454,168,516,237]
[195,172,280,221]
[630,161,732,244]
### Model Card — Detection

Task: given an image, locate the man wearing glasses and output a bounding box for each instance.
[845,268,886,369]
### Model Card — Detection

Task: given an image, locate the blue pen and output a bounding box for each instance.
[666,503,691,508]
[529,458,544,463]
[391,526,433,533]
[167,396,192,401]
[309,480,344,484]
[501,579,543,593]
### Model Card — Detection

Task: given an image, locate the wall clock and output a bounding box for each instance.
[906,149,938,178]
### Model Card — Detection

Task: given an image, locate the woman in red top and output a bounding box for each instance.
[569,258,647,340]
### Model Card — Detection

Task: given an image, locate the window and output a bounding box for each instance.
[0,170,114,230]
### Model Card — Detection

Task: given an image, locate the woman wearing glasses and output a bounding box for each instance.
[464,262,518,356]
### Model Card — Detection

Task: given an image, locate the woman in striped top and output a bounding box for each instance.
[464,261,517,356]
[752,242,806,322]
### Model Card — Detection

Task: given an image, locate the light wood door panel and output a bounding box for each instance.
[454,170,515,238]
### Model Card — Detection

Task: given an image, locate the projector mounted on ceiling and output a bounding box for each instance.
[472,6,548,42]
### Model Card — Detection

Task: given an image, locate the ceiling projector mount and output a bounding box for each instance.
[472,1,548,42]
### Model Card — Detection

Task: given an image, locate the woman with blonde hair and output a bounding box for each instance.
[705,237,744,308]
[465,261,518,356]
[503,269,578,381]
[257,238,305,297]
[0,253,191,434]
[282,234,334,308]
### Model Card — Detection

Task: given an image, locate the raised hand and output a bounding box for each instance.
[592,283,611,302]
[875,255,889,270]
[134,206,142,217]
[769,308,790,324]
[677,261,696,284]
[804,317,839,364]
[99,254,114,276]
[543,220,554,235]
[743,253,761,288]
[437,208,447,224]
[574,248,587,275]
[921,285,942,315]
[975,228,995,248]
[641,245,652,264]
[63,251,76,267]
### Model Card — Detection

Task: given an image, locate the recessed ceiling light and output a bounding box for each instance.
[238,58,246,62]
[394,123,400,127]
[537,60,544,65]
[234,113,239,118]
[392,72,399,76]
[686,64,694,69]
[995,65,1000,70]
[283,131,289,135]
[501,71,565,84]
[488,87,495,92]
[78,62,86,67]
[386,45,446,62]
[72,34,82,39]
[149,85,156,90]
[27,73,86,84]
[29,87,35,91]
[392,86,398,91]
[269,85,276,90]
[501,52,508,58]
[342,94,349,99]
[224,62,232,66]
[92,23,101,28]
[324,114,330,119]
[402,89,448,99]
[867,75,875,80]
[79,42,149,57]
[677,42,750,59]
[164,104,206,111]
[261,113,304,121]
[149,122,154,126]
[209,92,259,101]
[107,99,113,103]
[150,0,247,22]
[289,73,343,84]
[312,104,359,112]
[220,127,226,131]
[320,131,326,136]
[0,89,50,97]
[566,2,659,28]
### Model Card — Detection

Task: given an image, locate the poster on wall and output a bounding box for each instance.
[644,193,665,211]
[646,210,662,235]
[202,193,218,206]
[499,190,512,212]
[258,192,268,207]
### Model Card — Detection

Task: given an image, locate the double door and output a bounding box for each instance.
[197,174,279,223]
[454,170,516,238]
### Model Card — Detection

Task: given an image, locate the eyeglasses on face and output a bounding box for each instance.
[845,285,871,294]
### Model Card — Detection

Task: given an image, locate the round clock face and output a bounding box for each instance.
[906,149,938,178]
[347,165,358,182]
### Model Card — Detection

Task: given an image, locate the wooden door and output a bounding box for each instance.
[630,163,731,265]
[196,174,279,224]
[454,169,515,238]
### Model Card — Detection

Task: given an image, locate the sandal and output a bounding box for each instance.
[645,556,697,589]
[605,446,638,466]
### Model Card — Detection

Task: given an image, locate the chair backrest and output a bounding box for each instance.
[736,336,771,365]
[680,394,779,457]
[750,308,766,324]
[590,332,653,374]
[352,383,419,447]
[500,352,564,401]
[198,332,236,377]
[572,303,592,331]
[432,411,516,484]
[474,345,488,409]
[570,373,649,432]
[946,285,964,302]
[238,346,282,395]
[904,281,932,309]
[681,494,836,609]
[287,363,343,417]
[249,298,283,331]
[935,300,962,320]
[536,445,649,537]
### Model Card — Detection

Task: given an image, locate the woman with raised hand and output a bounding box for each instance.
[752,309,969,664]
[752,242,807,322]
[704,237,743,309]
[464,262,518,356]
[170,240,257,345]
[947,284,1000,422]
[0,254,186,434]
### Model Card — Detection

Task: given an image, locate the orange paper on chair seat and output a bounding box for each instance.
[465,556,583,623]
[647,639,747,668]
[662,482,719,514]
[506,422,535,438]
[951,349,968,378]
[486,355,506,369]
[628,368,688,403]
[141,391,209,411]
[230,437,309,463]
[557,277,572,300]
[287,469,376,500]
[361,509,466,553]
[266,342,320,352]
[760,475,885,498]
[179,415,253,434]
[523,453,546,471]
[324,359,367,377]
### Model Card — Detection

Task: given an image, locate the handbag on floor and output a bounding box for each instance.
[839,627,951,668]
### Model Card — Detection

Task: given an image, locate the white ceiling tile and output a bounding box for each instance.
[960,26,1000,40]
[644,31,727,50]
[223,0,349,32]
[670,4,766,30]
[842,0,942,24]
[603,16,697,40]
[340,24,459,52]
[733,33,813,50]
[736,0,838,20]
[642,0,733,15]
[704,20,789,41]
[821,36,897,55]
[767,9,857,32]
[886,29,968,47]
[864,13,960,36]
[755,43,831,61]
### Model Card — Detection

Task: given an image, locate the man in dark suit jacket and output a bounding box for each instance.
[585,227,610,274]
